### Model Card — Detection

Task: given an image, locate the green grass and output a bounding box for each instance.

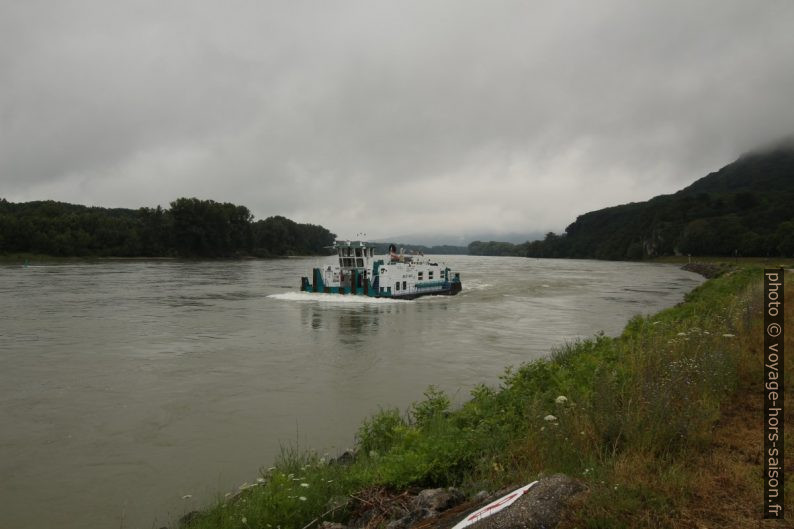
[180,266,778,529]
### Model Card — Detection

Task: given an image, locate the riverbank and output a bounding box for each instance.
[173,265,791,528]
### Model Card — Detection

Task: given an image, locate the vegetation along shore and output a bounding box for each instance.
[0,197,336,258]
[170,263,792,529]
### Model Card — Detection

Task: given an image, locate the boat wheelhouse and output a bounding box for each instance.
[300,241,462,299]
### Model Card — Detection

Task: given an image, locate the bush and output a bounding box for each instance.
[410,386,451,427]
[356,408,406,454]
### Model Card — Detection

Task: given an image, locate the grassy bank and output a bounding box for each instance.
[180,267,791,528]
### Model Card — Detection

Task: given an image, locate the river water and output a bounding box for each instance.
[0,256,702,528]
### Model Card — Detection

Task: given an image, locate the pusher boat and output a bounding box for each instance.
[300,241,461,299]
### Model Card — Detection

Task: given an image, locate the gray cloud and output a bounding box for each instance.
[2,0,793,240]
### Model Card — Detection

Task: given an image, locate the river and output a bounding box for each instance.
[0,256,702,528]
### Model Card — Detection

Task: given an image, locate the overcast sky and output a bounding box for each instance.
[2,1,793,242]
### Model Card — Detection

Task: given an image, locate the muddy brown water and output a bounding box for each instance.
[0,256,702,528]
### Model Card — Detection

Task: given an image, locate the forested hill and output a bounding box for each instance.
[471,142,794,259]
[0,197,336,258]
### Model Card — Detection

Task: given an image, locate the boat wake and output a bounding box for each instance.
[268,292,411,304]
[462,280,492,291]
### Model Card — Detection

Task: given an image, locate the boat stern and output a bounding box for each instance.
[450,272,462,295]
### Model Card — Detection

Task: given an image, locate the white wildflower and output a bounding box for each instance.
[544,414,558,422]
[300,483,309,488]
[555,395,568,405]
[299,496,307,501]
[242,516,247,524]
[677,332,686,336]
[722,333,735,338]
[257,477,265,484]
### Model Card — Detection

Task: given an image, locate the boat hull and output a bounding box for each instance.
[300,272,462,299]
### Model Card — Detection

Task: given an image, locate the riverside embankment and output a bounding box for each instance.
[175,265,791,529]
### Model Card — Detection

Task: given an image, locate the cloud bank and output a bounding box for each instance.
[2,1,793,240]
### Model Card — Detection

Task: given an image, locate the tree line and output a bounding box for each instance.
[0,197,336,258]
[367,242,468,255]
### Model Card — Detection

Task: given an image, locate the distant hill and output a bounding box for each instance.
[366,242,468,255]
[474,141,794,259]
[378,231,544,247]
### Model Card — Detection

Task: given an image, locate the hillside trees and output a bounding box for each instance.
[0,197,335,258]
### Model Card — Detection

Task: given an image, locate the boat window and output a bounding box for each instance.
[402,281,407,290]
[357,258,364,267]
[429,271,434,279]
[355,248,362,257]
[395,282,400,291]
[339,258,343,267]
[418,271,423,280]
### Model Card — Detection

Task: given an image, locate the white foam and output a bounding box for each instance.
[463,280,491,291]
[268,292,411,304]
